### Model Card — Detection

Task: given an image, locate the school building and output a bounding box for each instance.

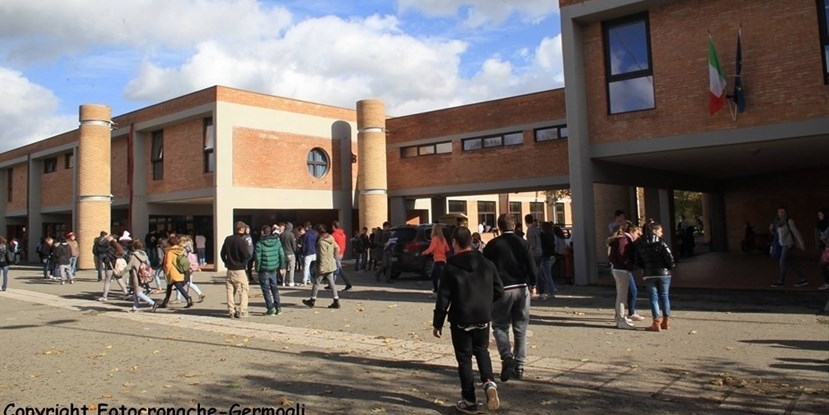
[1,0,827,283]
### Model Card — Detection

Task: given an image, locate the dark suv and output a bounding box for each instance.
[385,223,454,280]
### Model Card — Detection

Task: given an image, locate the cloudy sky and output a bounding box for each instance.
[0,0,564,154]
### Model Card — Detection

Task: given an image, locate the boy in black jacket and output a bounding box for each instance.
[433,226,504,413]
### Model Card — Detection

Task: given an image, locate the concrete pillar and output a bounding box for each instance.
[643,187,675,246]
[27,158,43,263]
[356,99,388,230]
[593,183,631,261]
[76,104,112,270]
[431,196,447,223]
[0,170,6,235]
[130,130,149,243]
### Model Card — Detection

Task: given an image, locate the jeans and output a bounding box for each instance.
[153,267,165,289]
[226,269,249,315]
[539,256,556,295]
[258,270,281,312]
[776,245,807,284]
[102,270,128,299]
[303,254,317,284]
[645,277,671,320]
[42,258,52,278]
[162,282,191,304]
[284,254,296,285]
[450,324,494,404]
[356,251,367,271]
[627,273,638,315]
[58,264,72,281]
[196,248,206,265]
[491,286,530,366]
[311,272,338,300]
[69,256,78,277]
[133,290,156,309]
[431,261,446,293]
[611,269,632,321]
[96,255,108,281]
[1,264,8,290]
[334,255,352,287]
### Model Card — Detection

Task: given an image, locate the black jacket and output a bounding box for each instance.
[634,234,675,276]
[221,233,252,270]
[482,231,538,289]
[433,250,504,329]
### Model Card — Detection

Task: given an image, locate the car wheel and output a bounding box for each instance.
[421,259,434,280]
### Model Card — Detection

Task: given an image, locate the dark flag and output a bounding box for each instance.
[733,29,746,113]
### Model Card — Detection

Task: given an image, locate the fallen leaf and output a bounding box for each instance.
[276,397,293,406]
[106,345,113,349]
[689,330,698,335]
[370,409,386,413]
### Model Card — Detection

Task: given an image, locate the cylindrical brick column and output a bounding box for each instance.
[356,99,388,230]
[76,104,112,270]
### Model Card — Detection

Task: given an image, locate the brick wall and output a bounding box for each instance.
[143,118,214,195]
[39,155,74,208]
[232,127,342,190]
[6,164,28,212]
[386,90,569,190]
[577,0,829,144]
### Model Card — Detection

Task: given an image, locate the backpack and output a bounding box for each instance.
[187,252,200,272]
[174,252,190,274]
[95,237,110,255]
[113,257,128,278]
[134,254,154,285]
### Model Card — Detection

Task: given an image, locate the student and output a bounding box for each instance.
[433,226,504,413]
[634,223,676,331]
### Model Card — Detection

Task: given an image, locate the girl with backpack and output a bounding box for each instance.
[174,235,205,303]
[157,235,194,309]
[120,239,159,312]
[98,239,129,302]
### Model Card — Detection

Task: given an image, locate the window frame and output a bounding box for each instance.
[477,201,496,232]
[64,153,74,169]
[307,148,330,178]
[530,202,545,222]
[462,131,524,151]
[43,157,58,174]
[7,169,13,203]
[151,130,164,181]
[203,117,215,173]
[400,141,452,158]
[534,125,568,142]
[448,200,468,215]
[602,12,655,114]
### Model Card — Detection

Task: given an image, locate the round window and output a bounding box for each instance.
[306,148,329,178]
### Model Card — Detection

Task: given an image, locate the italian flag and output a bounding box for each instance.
[708,36,727,115]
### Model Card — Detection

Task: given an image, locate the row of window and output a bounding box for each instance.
[42,153,74,174]
[400,125,567,158]
[603,1,829,115]
[447,200,560,229]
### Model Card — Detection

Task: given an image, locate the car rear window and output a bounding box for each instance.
[391,228,417,243]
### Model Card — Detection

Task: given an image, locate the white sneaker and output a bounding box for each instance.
[818,283,829,291]
[289,282,295,287]
[538,293,549,301]
[628,313,645,321]
[97,297,107,302]
[617,318,635,329]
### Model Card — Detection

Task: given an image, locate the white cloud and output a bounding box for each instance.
[0,0,566,152]
[397,0,559,27]
[0,68,76,153]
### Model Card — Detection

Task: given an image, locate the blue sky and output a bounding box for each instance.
[0,0,563,153]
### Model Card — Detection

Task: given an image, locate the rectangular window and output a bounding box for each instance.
[43,157,57,174]
[401,147,418,158]
[509,201,522,228]
[463,138,482,151]
[530,202,545,222]
[64,153,74,169]
[448,200,467,215]
[534,125,568,142]
[401,141,453,157]
[819,0,829,84]
[483,136,502,148]
[555,202,566,225]
[603,13,655,114]
[7,169,12,203]
[204,118,215,173]
[477,201,496,233]
[504,132,524,146]
[151,130,164,180]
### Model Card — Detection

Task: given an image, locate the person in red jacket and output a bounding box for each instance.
[331,221,353,291]
[424,223,450,298]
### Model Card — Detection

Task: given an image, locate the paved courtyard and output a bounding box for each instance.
[1,264,827,414]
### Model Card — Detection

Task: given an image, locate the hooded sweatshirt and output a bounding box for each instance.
[331,228,347,258]
[279,222,297,255]
[255,234,286,272]
[433,250,504,329]
[315,233,339,274]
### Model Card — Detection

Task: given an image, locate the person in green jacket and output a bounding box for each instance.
[255,224,287,315]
